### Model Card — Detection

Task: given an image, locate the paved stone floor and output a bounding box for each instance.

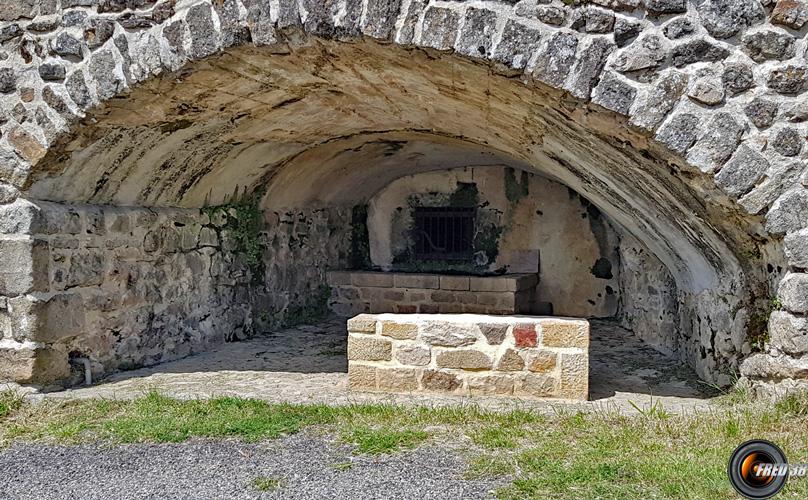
[38,317,718,414]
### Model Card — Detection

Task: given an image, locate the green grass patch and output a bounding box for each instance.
[251,476,284,492]
[1,390,807,499]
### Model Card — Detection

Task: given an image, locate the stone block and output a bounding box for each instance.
[395,345,431,366]
[347,314,377,333]
[327,270,352,286]
[527,351,558,373]
[785,228,808,268]
[440,275,469,291]
[0,344,70,384]
[541,320,589,348]
[558,352,589,400]
[420,321,478,347]
[422,369,461,392]
[348,363,377,390]
[436,350,492,370]
[515,373,558,398]
[419,6,460,51]
[394,273,439,289]
[8,293,85,342]
[0,238,50,296]
[377,367,419,392]
[351,272,394,288]
[347,335,392,361]
[778,273,808,314]
[479,323,508,345]
[769,311,808,356]
[431,290,456,303]
[380,321,418,340]
[496,349,525,371]
[468,374,513,396]
[513,324,538,348]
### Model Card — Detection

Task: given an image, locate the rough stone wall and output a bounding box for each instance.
[347,313,589,400]
[367,166,622,317]
[0,0,804,393]
[0,199,253,384]
[255,207,354,330]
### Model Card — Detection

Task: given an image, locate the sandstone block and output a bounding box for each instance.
[393,273,439,289]
[513,324,538,348]
[8,293,85,343]
[347,335,392,361]
[348,363,377,390]
[352,272,393,288]
[436,350,492,370]
[347,314,377,333]
[421,369,461,392]
[395,345,431,366]
[527,351,558,373]
[468,375,513,396]
[381,321,418,340]
[559,352,589,400]
[496,349,525,371]
[420,321,478,347]
[378,367,419,391]
[541,321,589,348]
[515,373,558,398]
[439,275,469,291]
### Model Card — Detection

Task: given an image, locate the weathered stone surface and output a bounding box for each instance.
[672,39,729,67]
[715,145,769,199]
[769,311,808,356]
[612,34,666,73]
[456,7,498,58]
[363,0,401,39]
[380,321,418,340]
[533,32,577,87]
[516,2,567,26]
[187,3,219,58]
[785,228,808,268]
[347,335,392,361]
[542,321,588,348]
[7,127,46,164]
[646,0,687,13]
[0,0,37,22]
[722,63,754,96]
[559,352,588,399]
[527,350,557,372]
[744,98,778,128]
[741,353,808,380]
[687,112,744,173]
[741,162,802,215]
[420,322,478,347]
[767,65,808,95]
[687,70,724,105]
[347,314,376,333]
[567,37,614,99]
[663,17,695,39]
[377,367,419,391]
[348,363,376,390]
[0,238,49,296]
[613,18,642,47]
[52,33,83,58]
[0,345,70,384]
[778,273,808,313]
[0,67,15,93]
[571,7,615,34]
[697,0,765,39]
[630,71,687,131]
[468,374,513,395]
[421,369,461,391]
[89,49,124,100]
[771,0,808,29]
[436,350,492,370]
[479,323,508,345]
[215,0,249,48]
[8,293,85,342]
[492,20,541,70]
[656,113,700,154]
[38,63,66,82]
[420,7,459,50]
[766,190,808,235]
[496,348,525,371]
[592,72,636,115]
[395,345,431,366]
[395,0,425,44]
[515,373,557,398]
[513,324,537,348]
[771,128,803,157]
[743,30,795,62]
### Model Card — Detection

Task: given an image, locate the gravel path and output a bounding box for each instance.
[0,434,500,499]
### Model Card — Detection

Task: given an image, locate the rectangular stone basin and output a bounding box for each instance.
[347,313,589,400]
[327,271,538,316]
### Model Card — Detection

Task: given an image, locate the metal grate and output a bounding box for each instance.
[412,207,475,261]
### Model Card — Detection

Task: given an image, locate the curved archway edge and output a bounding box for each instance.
[0,0,805,395]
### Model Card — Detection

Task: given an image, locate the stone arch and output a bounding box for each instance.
[0,0,805,395]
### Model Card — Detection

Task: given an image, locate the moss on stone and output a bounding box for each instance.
[504,167,529,205]
[202,198,265,283]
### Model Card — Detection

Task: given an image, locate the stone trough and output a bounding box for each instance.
[347,313,589,400]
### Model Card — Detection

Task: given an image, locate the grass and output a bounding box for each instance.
[251,476,284,492]
[1,390,807,498]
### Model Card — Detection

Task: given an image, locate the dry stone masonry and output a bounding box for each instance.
[0,0,805,397]
[347,313,589,400]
